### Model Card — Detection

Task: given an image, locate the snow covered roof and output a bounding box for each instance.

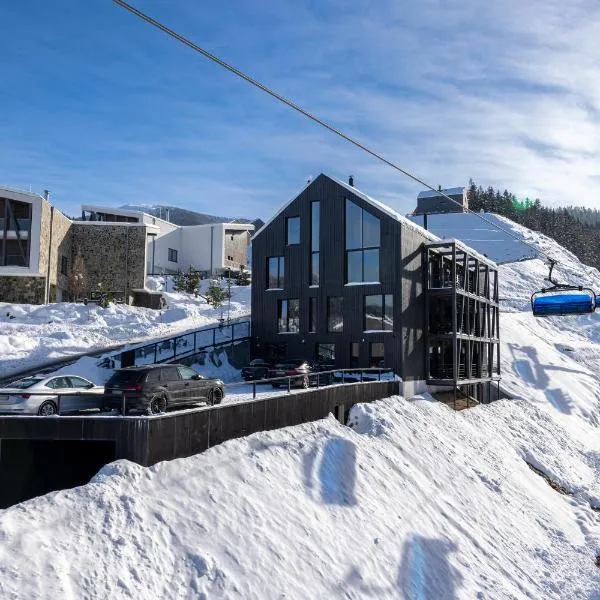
[253,174,440,242]
[0,186,45,201]
[417,186,465,200]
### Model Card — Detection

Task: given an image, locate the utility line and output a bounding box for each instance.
[111,0,555,264]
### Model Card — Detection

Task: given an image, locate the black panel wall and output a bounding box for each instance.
[252,173,430,379]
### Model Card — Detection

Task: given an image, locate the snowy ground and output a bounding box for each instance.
[0,283,250,379]
[0,393,598,599]
[2,215,600,598]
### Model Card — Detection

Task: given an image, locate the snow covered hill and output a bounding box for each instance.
[1,214,600,599]
[0,284,250,379]
[0,395,598,599]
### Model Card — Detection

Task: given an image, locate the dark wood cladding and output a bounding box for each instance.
[251,174,432,380]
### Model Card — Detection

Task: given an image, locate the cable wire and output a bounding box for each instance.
[111,0,555,264]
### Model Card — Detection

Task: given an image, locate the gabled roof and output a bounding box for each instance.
[253,173,439,242]
[417,187,465,200]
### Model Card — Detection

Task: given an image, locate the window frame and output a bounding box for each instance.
[344,199,381,284]
[327,296,343,333]
[369,342,385,367]
[286,216,300,245]
[168,248,178,263]
[310,201,320,285]
[364,294,394,331]
[267,256,285,289]
[316,343,335,362]
[278,298,300,333]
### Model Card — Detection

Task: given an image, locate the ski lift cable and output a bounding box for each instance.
[112,0,556,265]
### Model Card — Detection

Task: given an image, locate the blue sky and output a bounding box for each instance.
[2,0,600,219]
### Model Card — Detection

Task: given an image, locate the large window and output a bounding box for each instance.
[267,256,285,289]
[345,199,380,283]
[278,299,299,333]
[168,248,178,263]
[364,295,393,331]
[327,296,343,332]
[286,216,300,245]
[0,197,32,267]
[309,297,317,333]
[310,201,320,285]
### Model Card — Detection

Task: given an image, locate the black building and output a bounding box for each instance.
[251,174,499,400]
[414,186,468,215]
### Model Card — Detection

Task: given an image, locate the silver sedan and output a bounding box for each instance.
[0,375,104,416]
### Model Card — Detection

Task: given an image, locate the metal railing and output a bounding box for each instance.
[0,367,396,417]
[226,367,397,399]
[116,318,251,368]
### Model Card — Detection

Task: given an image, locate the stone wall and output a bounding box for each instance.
[224,229,251,270]
[71,224,147,298]
[0,277,46,304]
[39,202,72,301]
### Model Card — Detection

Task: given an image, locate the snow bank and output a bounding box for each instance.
[0,285,250,379]
[0,396,598,599]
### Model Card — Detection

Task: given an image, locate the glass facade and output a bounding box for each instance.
[286,216,300,245]
[345,199,380,283]
[364,295,393,331]
[327,296,343,332]
[267,256,284,289]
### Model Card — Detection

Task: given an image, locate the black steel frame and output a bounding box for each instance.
[424,241,500,404]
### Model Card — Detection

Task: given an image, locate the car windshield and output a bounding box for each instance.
[105,370,146,386]
[8,377,44,389]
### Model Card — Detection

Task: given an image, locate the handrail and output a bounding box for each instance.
[0,367,397,416]
[227,367,397,399]
[117,317,251,368]
[0,316,251,386]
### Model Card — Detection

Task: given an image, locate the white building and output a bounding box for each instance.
[81,205,253,275]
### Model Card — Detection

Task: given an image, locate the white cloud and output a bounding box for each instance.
[2,0,600,217]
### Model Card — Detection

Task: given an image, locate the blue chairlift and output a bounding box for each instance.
[531,261,596,317]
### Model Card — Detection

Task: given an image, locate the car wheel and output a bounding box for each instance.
[148,394,167,415]
[38,401,58,416]
[208,388,223,406]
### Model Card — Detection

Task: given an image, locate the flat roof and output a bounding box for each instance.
[418,187,465,200]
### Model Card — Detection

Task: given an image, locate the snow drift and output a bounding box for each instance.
[1,213,600,598]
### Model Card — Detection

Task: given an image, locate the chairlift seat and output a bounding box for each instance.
[531,290,596,317]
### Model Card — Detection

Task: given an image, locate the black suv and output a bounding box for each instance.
[103,364,225,415]
[241,359,271,381]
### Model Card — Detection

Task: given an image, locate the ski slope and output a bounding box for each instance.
[1,215,600,599]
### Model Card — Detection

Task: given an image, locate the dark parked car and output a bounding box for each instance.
[310,359,336,385]
[241,359,271,381]
[103,364,224,415]
[268,359,312,389]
